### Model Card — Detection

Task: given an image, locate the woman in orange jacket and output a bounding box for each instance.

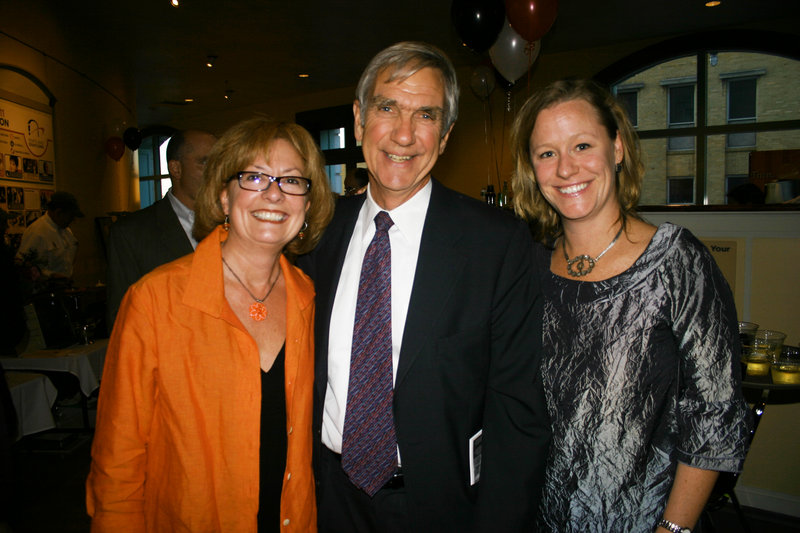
[87,118,334,532]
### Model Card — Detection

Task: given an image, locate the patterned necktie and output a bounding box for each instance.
[341,211,397,496]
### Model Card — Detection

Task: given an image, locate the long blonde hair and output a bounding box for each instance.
[510,79,644,242]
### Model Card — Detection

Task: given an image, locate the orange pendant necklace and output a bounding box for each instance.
[222,256,280,322]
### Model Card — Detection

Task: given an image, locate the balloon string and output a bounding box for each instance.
[488,86,500,190]
[497,90,509,187]
[527,47,532,91]
[484,97,491,186]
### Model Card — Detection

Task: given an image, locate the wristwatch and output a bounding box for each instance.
[658,518,691,533]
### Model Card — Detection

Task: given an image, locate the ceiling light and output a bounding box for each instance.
[184,98,194,103]
[206,55,217,68]
[224,89,234,100]
[298,73,310,78]
[171,0,179,6]
[705,1,721,6]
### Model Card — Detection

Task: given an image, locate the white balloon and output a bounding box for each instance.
[489,20,541,85]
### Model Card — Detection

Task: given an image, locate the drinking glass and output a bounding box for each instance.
[738,321,759,358]
[747,329,787,377]
[771,345,800,385]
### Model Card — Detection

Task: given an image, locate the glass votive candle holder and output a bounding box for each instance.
[747,329,787,377]
[772,345,800,385]
[738,321,759,359]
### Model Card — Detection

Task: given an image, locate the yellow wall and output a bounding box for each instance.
[643,212,800,516]
[740,237,800,501]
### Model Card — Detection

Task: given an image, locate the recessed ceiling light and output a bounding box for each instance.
[184,98,194,103]
[206,55,217,68]
[171,0,179,7]
[298,74,310,78]
[705,1,721,6]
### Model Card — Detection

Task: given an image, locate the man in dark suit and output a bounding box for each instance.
[106,129,217,325]
[298,42,550,532]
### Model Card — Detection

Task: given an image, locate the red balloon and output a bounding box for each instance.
[505,0,558,42]
[105,136,125,161]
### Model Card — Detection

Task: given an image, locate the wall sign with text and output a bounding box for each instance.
[0,97,56,239]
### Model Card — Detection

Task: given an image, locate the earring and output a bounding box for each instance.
[298,220,308,240]
[615,163,623,174]
[223,215,230,231]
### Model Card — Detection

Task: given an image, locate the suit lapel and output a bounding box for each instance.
[395,180,466,388]
[155,197,194,256]
[314,195,365,398]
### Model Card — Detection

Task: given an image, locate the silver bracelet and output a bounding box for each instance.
[657,518,691,533]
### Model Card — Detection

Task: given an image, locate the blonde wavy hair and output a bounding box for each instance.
[510,79,644,242]
[193,118,334,257]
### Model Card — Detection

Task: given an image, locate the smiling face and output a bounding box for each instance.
[529,98,624,228]
[354,66,453,210]
[220,138,309,253]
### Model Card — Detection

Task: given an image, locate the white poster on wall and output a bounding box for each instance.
[0,97,55,184]
[0,97,55,236]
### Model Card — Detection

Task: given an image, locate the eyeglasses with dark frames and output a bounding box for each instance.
[229,172,312,196]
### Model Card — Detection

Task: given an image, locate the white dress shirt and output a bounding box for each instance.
[16,213,78,277]
[322,180,431,454]
[166,188,198,249]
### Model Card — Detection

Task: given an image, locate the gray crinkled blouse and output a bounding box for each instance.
[535,222,751,533]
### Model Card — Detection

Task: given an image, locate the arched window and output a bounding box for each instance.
[136,126,176,208]
[596,31,800,207]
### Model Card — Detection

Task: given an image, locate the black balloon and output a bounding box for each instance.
[123,127,142,151]
[451,0,505,53]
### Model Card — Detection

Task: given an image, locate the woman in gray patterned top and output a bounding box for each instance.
[510,79,750,533]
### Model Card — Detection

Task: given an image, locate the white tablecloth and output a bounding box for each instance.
[0,339,108,397]
[6,371,58,439]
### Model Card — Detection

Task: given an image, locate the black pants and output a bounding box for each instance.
[318,446,411,533]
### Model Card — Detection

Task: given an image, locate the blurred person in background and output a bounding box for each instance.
[106,129,218,325]
[343,167,369,196]
[16,191,83,280]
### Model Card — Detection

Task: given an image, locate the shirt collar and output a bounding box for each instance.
[166,188,193,219]
[361,179,432,243]
[43,212,61,232]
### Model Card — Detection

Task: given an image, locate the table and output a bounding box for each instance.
[703,373,800,533]
[0,339,108,397]
[5,371,58,439]
[742,373,800,406]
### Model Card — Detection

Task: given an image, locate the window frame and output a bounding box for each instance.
[664,82,696,152]
[667,176,695,205]
[136,126,177,209]
[296,104,364,194]
[596,30,800,209]
[613,82,642,128]
[723,72,762,149]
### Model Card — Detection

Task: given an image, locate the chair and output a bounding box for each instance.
[698,390,767,533]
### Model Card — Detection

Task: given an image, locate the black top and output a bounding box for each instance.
[257,344,287,532]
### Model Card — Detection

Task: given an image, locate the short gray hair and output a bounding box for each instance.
[355,41,460,138]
